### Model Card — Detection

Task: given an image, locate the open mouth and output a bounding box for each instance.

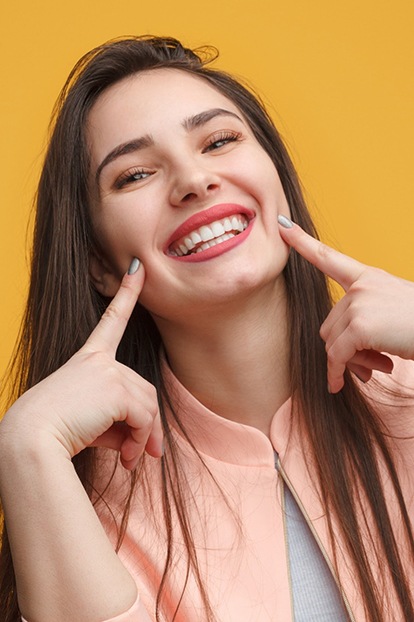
[169,214,249,257]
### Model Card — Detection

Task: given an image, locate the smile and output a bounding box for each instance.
[169,215,249,257]
[165,203,255,263]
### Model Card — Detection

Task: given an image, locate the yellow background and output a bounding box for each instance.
[1,1,413,378]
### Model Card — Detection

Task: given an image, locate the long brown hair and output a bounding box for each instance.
[1,36,413,621]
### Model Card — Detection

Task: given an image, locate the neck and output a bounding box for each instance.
[154,280,290,437]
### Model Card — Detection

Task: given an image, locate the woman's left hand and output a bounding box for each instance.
[278,217,414,393]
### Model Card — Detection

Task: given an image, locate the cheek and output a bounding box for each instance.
[92,210,143,274]
[262,166,291,216]
[238,151,287,205]
[92,191,162,261]
[260,164,287,201]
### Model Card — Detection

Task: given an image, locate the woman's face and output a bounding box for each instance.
[87,68,291,322]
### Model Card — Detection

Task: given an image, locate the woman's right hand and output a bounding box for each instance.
[2,259,163,470]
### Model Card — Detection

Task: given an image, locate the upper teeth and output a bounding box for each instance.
[170,215,249,256]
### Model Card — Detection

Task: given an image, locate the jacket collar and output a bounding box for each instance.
[162,357,292,468]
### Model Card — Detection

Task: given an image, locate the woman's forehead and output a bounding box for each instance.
[89,68,240,129]
[86,68,244,162]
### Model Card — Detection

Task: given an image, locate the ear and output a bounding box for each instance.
[89,251,121,298]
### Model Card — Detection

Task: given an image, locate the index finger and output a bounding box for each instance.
[278,216,365,291]
[86,258,144,354]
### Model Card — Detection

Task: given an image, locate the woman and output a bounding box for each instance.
[0,36,413,622]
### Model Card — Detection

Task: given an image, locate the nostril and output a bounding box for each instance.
[182,184,217,202]
[182,192,197,202]
[175,180,219,205]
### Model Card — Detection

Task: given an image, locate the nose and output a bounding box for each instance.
[169,159,221,207]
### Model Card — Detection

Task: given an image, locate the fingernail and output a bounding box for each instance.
[278,215,294,228]
[127,258,140,275]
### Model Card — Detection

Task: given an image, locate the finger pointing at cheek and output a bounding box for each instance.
[84,258,164,463]
[277,215,365,292]
[277,216,396,393]
[86,257,145,354]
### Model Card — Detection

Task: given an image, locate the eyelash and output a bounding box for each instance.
[203,130,243,152]
[114,130,242,189]
[115,168,152,189]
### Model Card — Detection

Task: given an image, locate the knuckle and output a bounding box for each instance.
[348,279,368,296]
[326,349,337,365]
[326,343,345,368]
[317,242,334,260]
[149,404,160,421]
[140,410,154,430]
[140,380,158,404]
[319,325,327,341]
[101,303,123,324]
[78,349,106,368]
[112,381,129,403]
[348,281,361,295]
[348,315,366,337]
[147,383,158,401]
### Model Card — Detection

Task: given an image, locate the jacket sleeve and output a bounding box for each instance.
[21,592,153,622]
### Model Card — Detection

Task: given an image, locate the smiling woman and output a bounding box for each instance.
[87,68,290,315]
[0,36,414,622]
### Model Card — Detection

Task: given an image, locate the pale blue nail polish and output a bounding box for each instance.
[278,215,294,228]
[128,258,140,275]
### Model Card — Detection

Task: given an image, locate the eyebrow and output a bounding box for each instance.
[95,107,243,185]
[95,135,154,185]
[182,107,243,131]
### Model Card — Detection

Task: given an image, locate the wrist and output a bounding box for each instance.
[0,415,71,489]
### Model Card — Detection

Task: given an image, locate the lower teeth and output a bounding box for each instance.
[191,231,237,255]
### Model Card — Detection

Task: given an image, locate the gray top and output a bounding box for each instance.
[284,484,349,621]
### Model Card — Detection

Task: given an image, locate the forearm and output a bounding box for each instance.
[0,428,137,622]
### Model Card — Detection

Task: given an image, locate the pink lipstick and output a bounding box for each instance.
[165,204,255,262]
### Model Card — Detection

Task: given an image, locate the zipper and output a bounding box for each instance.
[279,475,295,622]
[276,455,356,622]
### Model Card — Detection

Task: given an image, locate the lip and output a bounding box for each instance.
[164,203,255,262]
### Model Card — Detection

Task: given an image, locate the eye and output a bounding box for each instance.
[203,130,243,153]
[115,168,153,189]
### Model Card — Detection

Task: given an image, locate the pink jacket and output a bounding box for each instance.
[21,358,414,622]
[92,358,414,622]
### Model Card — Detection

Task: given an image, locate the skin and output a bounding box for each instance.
[279,219,414,392]
[87,68,293,433]
[1,67,414,621]
[0,269,150,620]
[87,69,292,313]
